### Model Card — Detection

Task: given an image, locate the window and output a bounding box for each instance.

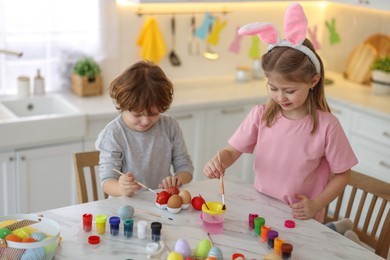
[0,0,117,95]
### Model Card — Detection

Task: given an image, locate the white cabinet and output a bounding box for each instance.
[1,141,83,214]
[0,152,17,216]
[328,98,353,135]
[349,110,390,183]
[204,104,255,183]
[169,109,206,181]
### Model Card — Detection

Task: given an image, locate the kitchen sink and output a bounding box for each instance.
[0,95,86,149]
[1,95,79,118]
[0,102,17,121]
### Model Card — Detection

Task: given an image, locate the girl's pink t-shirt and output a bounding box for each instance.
[228,105,358,222]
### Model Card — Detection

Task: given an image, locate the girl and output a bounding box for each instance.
[203,3,358,222]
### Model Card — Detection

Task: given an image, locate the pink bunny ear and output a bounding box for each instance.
[284,3,308,46]
[238,22,280,45]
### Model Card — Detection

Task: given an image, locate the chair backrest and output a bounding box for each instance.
[73,150,108,203]
[324,170,390,258]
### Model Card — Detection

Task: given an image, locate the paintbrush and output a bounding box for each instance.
[113,168,157,194]
[135,208,173,221]
[217,151,226,210]
[199,194,210,210]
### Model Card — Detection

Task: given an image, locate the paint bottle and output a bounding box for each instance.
[82,214,92,232]
[109,216,120,236]
[253,217,265,236]
[123,219,134,238]
[248,214,258,230]
[281,243,293,260]
[260,225,271,243]
[137,220,147,239]
[151,222,162,242]
[95,214,107,234]
[267,230,279,249]
[274,238,285,255]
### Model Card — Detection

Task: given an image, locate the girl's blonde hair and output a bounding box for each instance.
[261,39,330,134]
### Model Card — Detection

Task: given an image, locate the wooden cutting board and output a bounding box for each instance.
[344,43,377,84]
[364,34,390,58]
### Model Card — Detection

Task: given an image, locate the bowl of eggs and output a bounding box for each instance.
[0,214,60,260]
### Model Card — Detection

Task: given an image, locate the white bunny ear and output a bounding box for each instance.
[238,22,280,45]
[284,3,308,46]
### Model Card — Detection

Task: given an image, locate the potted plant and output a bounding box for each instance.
[71,57,103,96]
[370,56,390,95]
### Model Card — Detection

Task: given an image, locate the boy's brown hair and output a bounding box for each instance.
[109,60,173,115]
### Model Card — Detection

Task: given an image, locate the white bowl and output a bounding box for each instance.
[167,207,181,214]
[155,203,167,209]
[181,203,190,210]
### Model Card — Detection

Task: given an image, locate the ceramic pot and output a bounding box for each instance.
[371,70,390,95]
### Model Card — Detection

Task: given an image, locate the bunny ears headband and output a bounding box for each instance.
[238,3,321,74]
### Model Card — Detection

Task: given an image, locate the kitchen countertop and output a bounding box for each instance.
[1,71,389,150]
[40,175,382,260]
[59,71,390,119]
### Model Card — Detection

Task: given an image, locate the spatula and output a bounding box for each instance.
[169,16,181,66]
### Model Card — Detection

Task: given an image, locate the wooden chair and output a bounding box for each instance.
[324,170,390,258]
[73,150,108,203]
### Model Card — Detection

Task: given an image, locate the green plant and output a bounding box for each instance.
[371,56,390,73]
[73,57,101,82]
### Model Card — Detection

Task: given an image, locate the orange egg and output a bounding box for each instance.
[167,194,183,209]
[178,190,192,204]
[22,237,37,243]
[5,234,22,242]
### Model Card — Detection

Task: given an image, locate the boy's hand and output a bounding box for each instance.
[159,176,181,189]
[118,172,141,197]
[289,194,321,220]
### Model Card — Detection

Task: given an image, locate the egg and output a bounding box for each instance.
[167,251,184,260]
[21,247,45,260]
[178,190,191,204]
[207,246,223,260]
[118,205,135,220]
[167,194,183,209]
[174,239,191,258]
[194,239,212,258]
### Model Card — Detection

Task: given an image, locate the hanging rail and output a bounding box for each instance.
[136,7,230,16]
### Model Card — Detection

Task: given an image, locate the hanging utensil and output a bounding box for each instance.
[188,15,200,55]
[203,24,219,60]
[169,16,181,66]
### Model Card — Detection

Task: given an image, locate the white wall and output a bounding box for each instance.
[109,2,389,84]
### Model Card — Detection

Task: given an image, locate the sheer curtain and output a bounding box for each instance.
[0,0,119,95]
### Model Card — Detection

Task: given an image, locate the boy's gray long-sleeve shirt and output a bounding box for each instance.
[95,114,194,190]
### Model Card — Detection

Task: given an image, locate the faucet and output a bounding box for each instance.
[0,48,23,57]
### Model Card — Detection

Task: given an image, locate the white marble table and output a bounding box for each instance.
[41,176,382,260]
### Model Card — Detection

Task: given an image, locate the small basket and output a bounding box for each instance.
[0,214,61,260]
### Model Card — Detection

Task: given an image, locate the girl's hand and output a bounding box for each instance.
[289,194,321,220]
[118,172,141,197]
[159,176,181,189]
[203,154,225,179]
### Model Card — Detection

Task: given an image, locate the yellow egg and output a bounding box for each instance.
[178,190,192,204]
[167,194,183,209]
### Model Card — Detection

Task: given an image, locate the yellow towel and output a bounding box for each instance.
[136,17,167,64]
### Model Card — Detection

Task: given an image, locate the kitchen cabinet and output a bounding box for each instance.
[204,104,255,183]
[1,141,83,214]
[0,152,17,216]
[328,98,353,135]
[169,109,206,181]
[349,110,390,183]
